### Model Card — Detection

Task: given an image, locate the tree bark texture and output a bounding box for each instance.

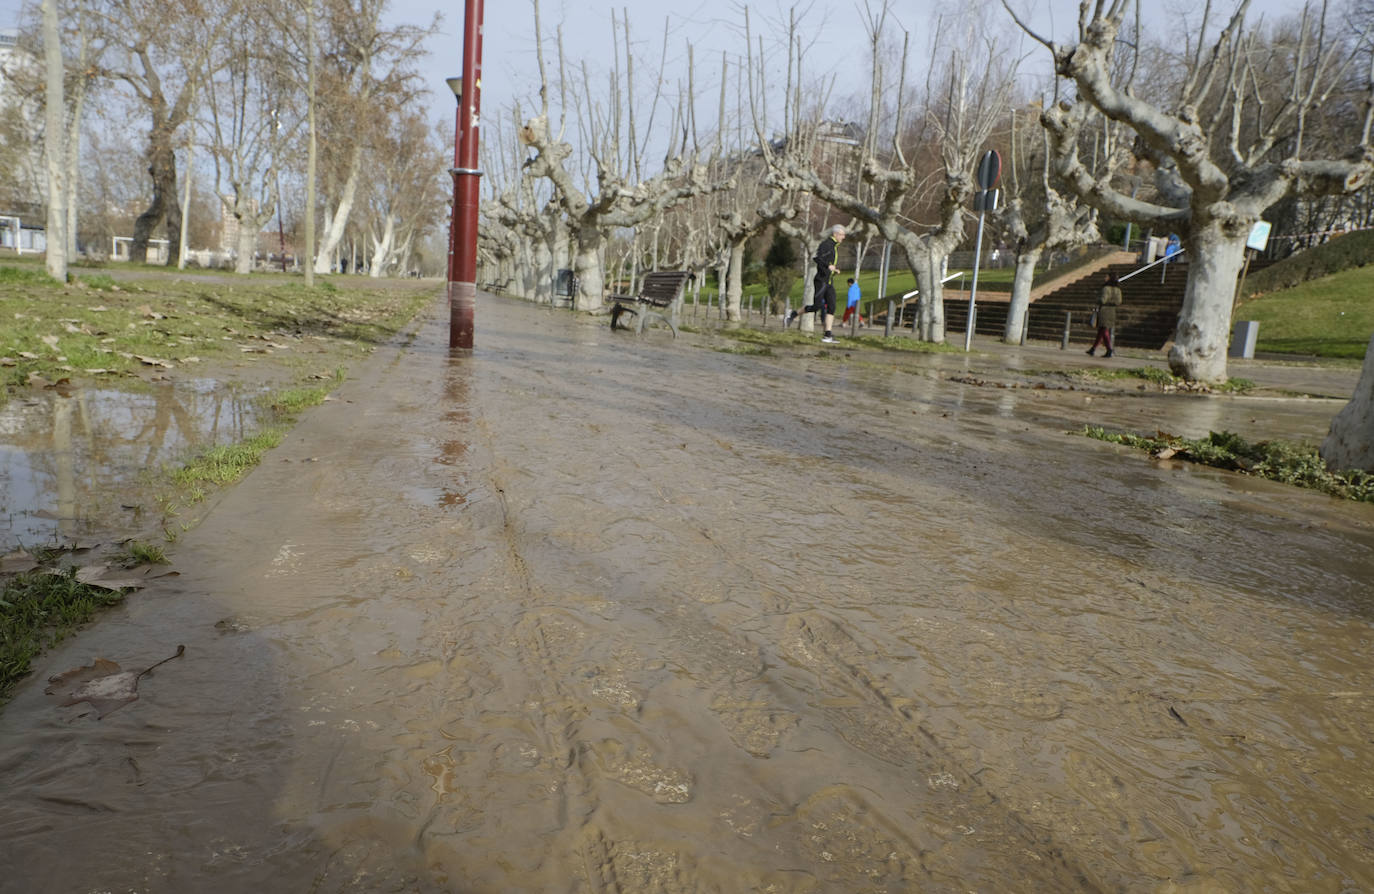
[1004,247,1041,344]
[1321,334,1374,473]
[1167,218,1248,383]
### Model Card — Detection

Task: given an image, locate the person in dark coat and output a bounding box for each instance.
[1087,273,1123,357]
[786,224,845,342]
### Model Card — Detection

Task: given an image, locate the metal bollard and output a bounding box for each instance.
[1061,311,1072,349]
[885,299,895,338]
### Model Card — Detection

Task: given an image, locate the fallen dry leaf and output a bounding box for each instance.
[74,563,179,591]
[40,334,60,348]
[45,645,185,718]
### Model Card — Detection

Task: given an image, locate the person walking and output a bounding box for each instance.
[842,277,865,328]
[1086,272,1123,358]
[787,224,845,342]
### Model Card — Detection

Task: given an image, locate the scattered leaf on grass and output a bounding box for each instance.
[40,335,60,348]
[134,355,174,368]
[45,645,186,718]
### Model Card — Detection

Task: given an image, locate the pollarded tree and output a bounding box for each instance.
[998,100,1099,344]
[1008,0,1374,382]
[517,6,724,312]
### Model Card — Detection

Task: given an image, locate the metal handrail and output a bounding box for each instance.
[1120,247,1186,284]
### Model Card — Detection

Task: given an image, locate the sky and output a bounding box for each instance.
[0,0,1319,153]
[386,0,1312,146]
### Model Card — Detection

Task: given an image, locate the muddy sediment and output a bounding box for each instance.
[1,295,1371,892]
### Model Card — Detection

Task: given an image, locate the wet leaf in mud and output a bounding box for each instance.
[26,372,50,388]
[133,354,174,368]
[1153,446,1180,460]
[73,563,179,591]
[45,645,186,718]
[1,550,42,575]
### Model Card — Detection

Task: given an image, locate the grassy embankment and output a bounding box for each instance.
[0,261,436,702]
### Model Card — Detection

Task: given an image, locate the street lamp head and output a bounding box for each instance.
[446,76,463,101]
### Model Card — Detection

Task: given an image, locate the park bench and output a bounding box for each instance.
[607,270,693,337]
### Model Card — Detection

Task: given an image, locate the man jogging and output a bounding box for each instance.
[787,224,845,342]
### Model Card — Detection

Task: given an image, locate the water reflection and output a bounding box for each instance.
[0,381,263,549]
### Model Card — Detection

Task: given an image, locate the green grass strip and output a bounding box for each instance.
[1082,426,1374,502]
[0,568,128,701]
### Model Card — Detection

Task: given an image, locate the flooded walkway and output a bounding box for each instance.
[2,294,1371,892]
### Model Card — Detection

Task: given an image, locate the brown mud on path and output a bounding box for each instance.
[1,294,1372,892]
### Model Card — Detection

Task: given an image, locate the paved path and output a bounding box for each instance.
[2,293,1371,893]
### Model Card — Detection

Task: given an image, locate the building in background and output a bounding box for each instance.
[1,25,46,249]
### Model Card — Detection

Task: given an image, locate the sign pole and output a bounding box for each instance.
[965,208,986,352]
[965,150,1001,352]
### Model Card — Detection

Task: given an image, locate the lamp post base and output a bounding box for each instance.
[448,280,475,349]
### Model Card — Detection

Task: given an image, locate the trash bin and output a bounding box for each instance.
[1230,320,1258,359]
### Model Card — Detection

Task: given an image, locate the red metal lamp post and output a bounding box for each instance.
[446,0,484,349]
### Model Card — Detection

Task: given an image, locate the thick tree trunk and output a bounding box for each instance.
[1167,219,1248,383]
[42,0,66,279]
[234,215,256,274]
[529,236,551,303]
[1321,334,1374,472]
[369,215,395,278]
[725,238,746,323]
[572,232,604,312]
[132,141,180,265]
[910,248,948,343]
[1004,247,1041,344]
[314,146,363,273]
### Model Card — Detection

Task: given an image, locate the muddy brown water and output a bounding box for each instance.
[1,379,266,549]
[1,295,1371,892]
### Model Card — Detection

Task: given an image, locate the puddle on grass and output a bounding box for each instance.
[0,379,266,550]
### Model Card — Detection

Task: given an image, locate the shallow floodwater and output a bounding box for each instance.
[1,296,1371,892]
[0,380,263,550]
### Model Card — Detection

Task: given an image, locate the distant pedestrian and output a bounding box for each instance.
[1086,273,1123,358]
[842,277,865,327]
[787,224,845,342]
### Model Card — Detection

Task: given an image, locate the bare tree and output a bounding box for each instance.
[92,0,239,264]
[203,9,296,275]
[311,0,435,274]
[518,5,725,311]
[998,100,1099,343]
[363,109,445,276]
[1008,0,1374,382]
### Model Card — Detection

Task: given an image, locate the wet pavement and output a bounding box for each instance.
[1,293,1372,892]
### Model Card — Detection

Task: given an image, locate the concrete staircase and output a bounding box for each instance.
[941,254,1270,350]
